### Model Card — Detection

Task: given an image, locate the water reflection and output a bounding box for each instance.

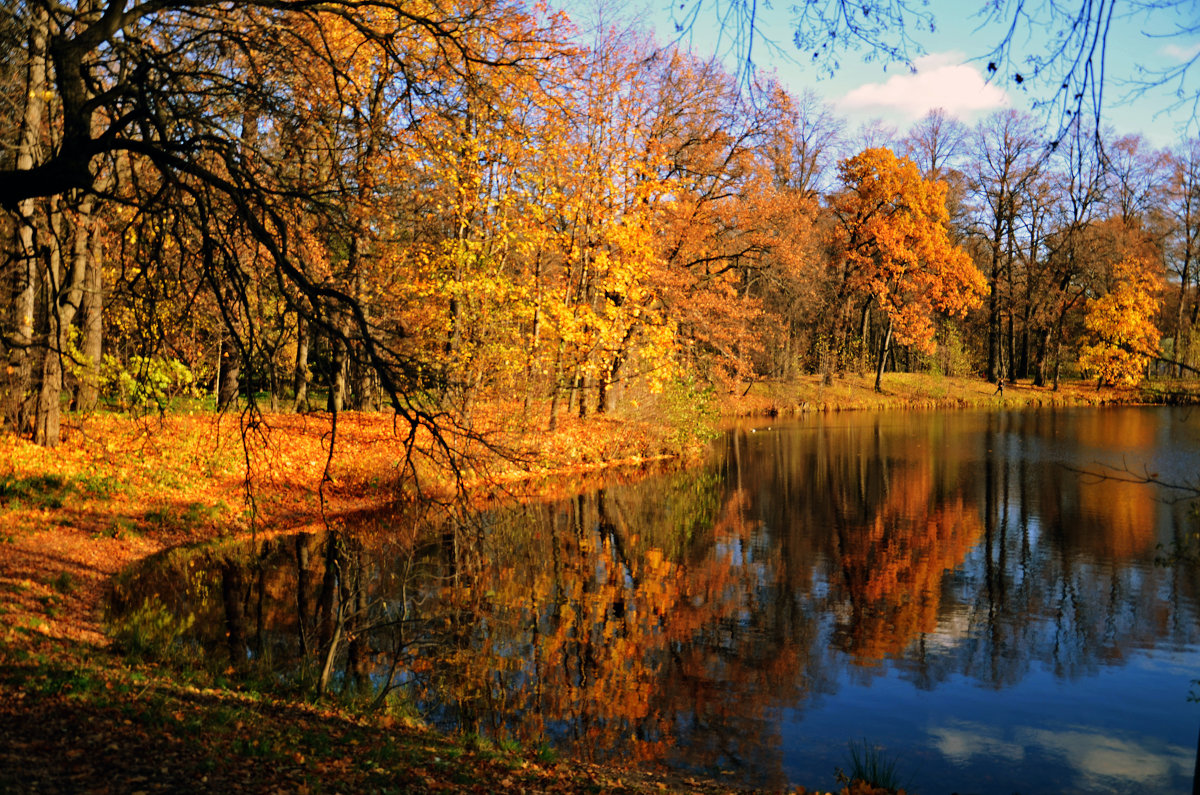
[110,407,1200,793]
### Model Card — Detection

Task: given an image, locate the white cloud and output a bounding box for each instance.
[929,720,1025,764]
[1022,728,1192,790]
[1161,42,1200,62]
[837,52,1009,121]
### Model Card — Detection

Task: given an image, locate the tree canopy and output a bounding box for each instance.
[0,0,1193,453]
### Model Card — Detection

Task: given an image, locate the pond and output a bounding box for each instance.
[110,406,1200,793]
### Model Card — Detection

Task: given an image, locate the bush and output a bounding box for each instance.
[99,355,199,412]
[659,373,720,452]
[108,596,196,663]
[924,324,972,377]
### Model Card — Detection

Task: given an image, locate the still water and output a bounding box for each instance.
[111,407,1200,793]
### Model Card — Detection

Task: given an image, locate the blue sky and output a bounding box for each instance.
[557,0,1200,148]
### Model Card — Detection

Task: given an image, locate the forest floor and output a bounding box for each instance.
[1,375,1187,794]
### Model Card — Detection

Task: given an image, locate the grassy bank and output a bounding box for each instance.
[721,373,1200,415]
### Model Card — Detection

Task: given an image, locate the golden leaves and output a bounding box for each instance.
[1079,255,1163,385]
[834,147,987,355]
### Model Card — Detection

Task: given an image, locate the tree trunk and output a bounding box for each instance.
[6,9,49,434]
[1176,244,1193,378]
[217,328,241,411]
[874,319,893,393]
[1032,327,1051,387]
[349,273,376,411]
[75,227,104,412]
[351,359,376,411]
[293,314,310,411]
[327,330,347,413]
[547,347,563,432]
[596,373,608,415]
[35,191,94,446]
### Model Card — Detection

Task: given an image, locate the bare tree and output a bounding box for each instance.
[675,0,1200,142]
[904,107,968,181]
[967,110,1045,383]
[1164,140,1200,374]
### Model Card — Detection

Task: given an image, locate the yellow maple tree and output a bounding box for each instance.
[1078,255,1162,385]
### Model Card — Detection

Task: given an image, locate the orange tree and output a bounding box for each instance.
[832,147,987,391]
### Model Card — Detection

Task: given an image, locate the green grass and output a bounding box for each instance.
[49,571,76,594]
[77,473,126,498]
[0,472,126,512]
[0,474,72,509]
[143,500,227,533]
[94,516,141,540]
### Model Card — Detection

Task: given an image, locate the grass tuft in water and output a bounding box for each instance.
[841,737,902,791]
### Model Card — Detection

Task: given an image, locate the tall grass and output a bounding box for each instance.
[844,738,902,791]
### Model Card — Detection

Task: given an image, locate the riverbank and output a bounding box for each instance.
[722,373,1200,415]
[7,381,1185,793]
[0,408,686,791]
[3,406,820,794]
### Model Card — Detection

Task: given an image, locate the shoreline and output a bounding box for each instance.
[721,373,1200,417]
[3,381,1195,793]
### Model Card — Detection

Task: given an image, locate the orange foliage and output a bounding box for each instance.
[833,464,984,663]
[833,148,987,352]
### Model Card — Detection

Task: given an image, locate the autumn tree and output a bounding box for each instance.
[1078,255,1163,385]
[1029,124,1108,388]
[0,0,571,450]
[832,147,987,392]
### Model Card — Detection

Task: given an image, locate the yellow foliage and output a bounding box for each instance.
[1078,256,1162,385]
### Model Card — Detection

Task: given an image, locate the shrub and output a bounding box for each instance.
[99,354,199,412]
[108,596,196,663]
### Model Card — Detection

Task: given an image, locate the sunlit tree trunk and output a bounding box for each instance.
[293,314,310,411]
[75,227,104,413]
[547,348,563,431]
[34,188,97,446]
[217,324,241,411]
[6,8,48,434]
[327,326,347,413]
[873,318,893,393]
[347,260,375,411]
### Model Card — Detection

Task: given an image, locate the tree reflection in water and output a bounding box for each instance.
[109,408,1200,791]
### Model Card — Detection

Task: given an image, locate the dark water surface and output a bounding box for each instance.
[111,407,1200,793]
